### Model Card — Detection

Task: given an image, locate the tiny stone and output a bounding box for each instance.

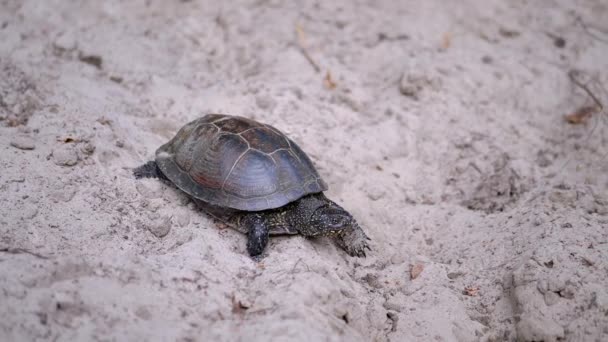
[383,299,402,312]
[481,55,493,64]
[50,186,77,203]
[361,273,382,288]
[78,53,103,69]
[553,36,566,48]
[290,87,303,100]
[544,291,560,306]
[135,307,152,320]
[54,32,77,51]
[81,142,95,155]
[147,208,161,220]
[109,76,123,83]
[398,72,437,99]
[178,195,191,206]
[390,253,407,265]
[559,285,575,299]
[10,136,36,150]
[137,181,164,199]
[255,94,276,110]
[53,146,79,166]
[447,272,464,280]
[410,263,424,280]
[365,183,386,201]
[399,80,418,98]
[148,216,172,238]
[537,151,552,167]
[21,205,38,219]
[53,291,75,308]
[498,27,520,38]
[176,211,190,227]
[591,290,608,311]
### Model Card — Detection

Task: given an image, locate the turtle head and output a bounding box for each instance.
[302,205,353,237]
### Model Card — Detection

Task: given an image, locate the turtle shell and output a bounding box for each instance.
[155,114,328,211]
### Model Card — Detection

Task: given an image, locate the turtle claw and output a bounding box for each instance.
[333,224,371,258]
[347,240,370,258]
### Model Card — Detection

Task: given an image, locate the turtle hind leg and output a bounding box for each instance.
[133,160,168,181]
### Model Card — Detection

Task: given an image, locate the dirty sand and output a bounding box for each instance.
[1,1,608,341]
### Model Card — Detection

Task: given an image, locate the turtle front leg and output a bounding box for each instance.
[242,214,270,257]
[333,222,371,257]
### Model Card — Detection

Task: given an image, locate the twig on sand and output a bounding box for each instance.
[568,70,604,111]
[565,105,598,124]
[440,32,452,50]
[290,258,310,273]
[575,16,608,44]
[323,71,337,90]
[0,247,49,259]
[296,24,321,73]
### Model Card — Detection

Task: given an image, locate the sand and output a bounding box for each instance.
[1,0,608,341]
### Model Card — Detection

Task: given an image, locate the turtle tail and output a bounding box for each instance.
[133,160,168,180]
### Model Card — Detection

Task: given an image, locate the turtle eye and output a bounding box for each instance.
[327,214,349,229]
[311,206,351,232]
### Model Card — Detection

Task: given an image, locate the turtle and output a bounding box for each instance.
[133,114,370,258]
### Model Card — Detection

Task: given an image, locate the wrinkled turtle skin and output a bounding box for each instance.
[134,114,370,258]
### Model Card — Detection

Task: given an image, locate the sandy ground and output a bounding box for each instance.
[1,0,608,341]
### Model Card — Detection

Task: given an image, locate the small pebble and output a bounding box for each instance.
[54,32,77,51]
[148,216,172,238]
[544,291,559,306]
[553,36,566,48]
[410,263,424,280]
[447,272,464,280]
[390,253,407,265]
[80,142,95,155]
[53,146,79,166]
[21,205,39,219]
[147,199,164,211]
[382,299,403,312]
[361,273,382,289]
[10,136,36,150]
[136,181,164,199]
[255,94,276,110]
[135,307,152,320]
[176,211,190,227]
[50,185,77,203]
[398,72,435,99]
[365,183,386,201]
[481,55,493,64]
[53,291,75,308]
[399,78,419,98]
